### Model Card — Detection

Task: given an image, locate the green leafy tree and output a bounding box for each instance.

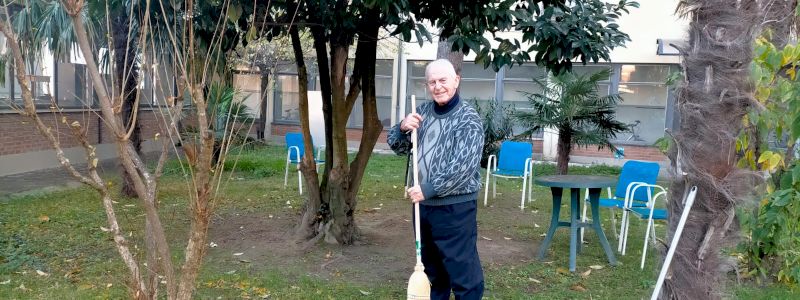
[738,36,800,285]
[514,69,627,174]
[260,0,637,246]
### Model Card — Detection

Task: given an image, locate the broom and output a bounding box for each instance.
[407,95,431,299]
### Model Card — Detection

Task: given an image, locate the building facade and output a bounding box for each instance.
[1,1,687,176]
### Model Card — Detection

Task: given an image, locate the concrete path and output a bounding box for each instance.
[0,153,161,199]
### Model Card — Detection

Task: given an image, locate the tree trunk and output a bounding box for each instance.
[111,11,143,199]
[175,0,216,297]
[258,71,269,140]
[290,24,325,243]
[436,38,463,76]
[661,1,761,299]
[764,0,796,49]
[556,127,571,175]
[295,8,382,246]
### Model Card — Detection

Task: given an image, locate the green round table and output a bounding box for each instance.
[535,175,619,272]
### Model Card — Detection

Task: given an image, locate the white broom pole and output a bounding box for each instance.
[650,186,698,300]
[407,95,430,299]
[411,96,422,265]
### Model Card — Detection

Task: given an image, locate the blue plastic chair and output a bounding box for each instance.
[483,141,534,210]
[580,160,662,244]
[284,132,324,194]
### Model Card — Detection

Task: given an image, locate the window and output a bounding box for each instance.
[572,65,612,96]
[459,63,496,106]
[347,59,394,128]
[502,65,547,138]
[614,65,671,144]
[57,63,88,108]
[273,74,301,122]
[4,57,53,108]
[271,59,394,128]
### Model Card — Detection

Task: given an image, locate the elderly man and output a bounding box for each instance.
[388,59,485,299]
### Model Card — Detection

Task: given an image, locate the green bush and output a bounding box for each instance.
[471,98,515,168]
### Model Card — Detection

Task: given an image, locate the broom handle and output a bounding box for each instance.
[410,95,423,266]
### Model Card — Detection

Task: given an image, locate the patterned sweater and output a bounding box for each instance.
[388,97,484,206]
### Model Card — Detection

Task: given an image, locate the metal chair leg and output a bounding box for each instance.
[484,172,491,207]
[580,190,588,243]
[284,158,290,188]
[520,172,528,210]
[297,168,302,195]
[641,217,654,269]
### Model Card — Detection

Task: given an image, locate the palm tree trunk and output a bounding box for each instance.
[556,127,571,175]
[661,1,760,298]
[114,12,142,198]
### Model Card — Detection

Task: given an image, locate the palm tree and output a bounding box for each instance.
[515,69,627,174]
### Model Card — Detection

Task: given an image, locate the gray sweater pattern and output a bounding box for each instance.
[388,100,484,206]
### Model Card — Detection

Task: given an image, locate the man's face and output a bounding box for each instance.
[426,67,460,105]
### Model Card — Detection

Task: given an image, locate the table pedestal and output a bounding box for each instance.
[537,187,618,272]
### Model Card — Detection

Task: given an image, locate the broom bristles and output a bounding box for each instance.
[407,264,431,300]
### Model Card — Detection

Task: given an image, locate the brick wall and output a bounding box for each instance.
[271,123,388,144]
[0,110,166,156]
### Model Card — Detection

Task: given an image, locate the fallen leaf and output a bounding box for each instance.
[556,267,570,275]
[481,236,492,241]
[38,215,50,222]
[581,269,592,278]
[570,283,587,292]
[233,252,244,256]
[528,278,541,284]
[36,270,49,276]
[589,265,604,270]
[359,290,372,296]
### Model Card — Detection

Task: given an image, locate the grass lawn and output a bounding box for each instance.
[1,145,797,299]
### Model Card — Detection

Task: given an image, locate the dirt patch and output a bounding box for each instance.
[206,206,537,285]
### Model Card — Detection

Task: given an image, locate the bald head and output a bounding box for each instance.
[425,59,460,106]
[425,59,458,79]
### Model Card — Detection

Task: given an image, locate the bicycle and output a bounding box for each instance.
[625,120,645,142]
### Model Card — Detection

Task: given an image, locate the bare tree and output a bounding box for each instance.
[0,0,260,298]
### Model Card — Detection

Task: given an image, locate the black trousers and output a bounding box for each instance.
[417,200,485,300]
